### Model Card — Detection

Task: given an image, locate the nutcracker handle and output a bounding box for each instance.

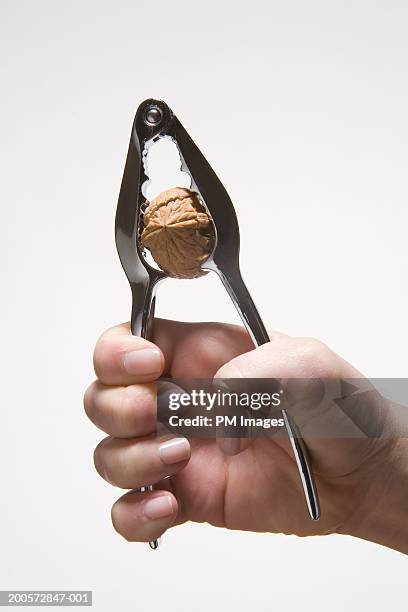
[206,259,321,522]
[130,277,161,340]
[130,276,163,550]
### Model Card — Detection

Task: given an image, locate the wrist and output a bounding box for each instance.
[340,438,408,554]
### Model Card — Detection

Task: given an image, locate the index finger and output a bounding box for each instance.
[93,323,164,386]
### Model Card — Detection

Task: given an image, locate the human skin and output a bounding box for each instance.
[83,319,408,554]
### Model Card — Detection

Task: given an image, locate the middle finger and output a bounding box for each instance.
[93,434,191,489]
[84,381,157,438]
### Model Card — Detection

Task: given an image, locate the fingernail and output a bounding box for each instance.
[124,348,162,375]
[217,437,241,456]
[159,438,190,464]
[144,495,174,520]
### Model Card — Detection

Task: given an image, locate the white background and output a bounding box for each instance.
[1,1,407,610]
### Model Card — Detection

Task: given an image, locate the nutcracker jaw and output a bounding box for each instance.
[115,98,272,345]
[115,99,320,550]
[115,99,169,340]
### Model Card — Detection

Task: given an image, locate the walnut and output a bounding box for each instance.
[140,187,216,279]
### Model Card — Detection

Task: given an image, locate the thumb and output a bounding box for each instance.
[214,331,293,380]
[213,334,289,456]
[214,335,388,477]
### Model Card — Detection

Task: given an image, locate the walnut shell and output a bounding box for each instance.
[140,187,215,279]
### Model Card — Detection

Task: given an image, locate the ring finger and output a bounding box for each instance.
[94,434,191,489]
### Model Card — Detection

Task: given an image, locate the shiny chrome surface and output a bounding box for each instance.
[115,99,321,550]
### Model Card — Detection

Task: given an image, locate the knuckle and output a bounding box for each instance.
[111,502,131,540]
[93,441,105,478]
[188,327,229,371]
[121,385,140,421]
[94,439,136,489]
[84,382,124,433]
[121,385,156,432]
[93,331,157,381]
[93,438,114,484]
[93,337,117,379]
[111,498,144,542]
[299,337,324,356]
[83,382,96,419]
[297,337,338,377]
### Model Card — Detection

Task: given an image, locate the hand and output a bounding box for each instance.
[84,320,406,553]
